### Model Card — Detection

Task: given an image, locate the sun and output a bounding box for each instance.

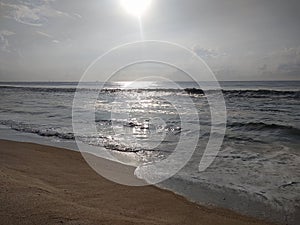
[121,0,152,17]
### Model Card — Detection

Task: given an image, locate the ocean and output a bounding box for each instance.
[0,81,299,224]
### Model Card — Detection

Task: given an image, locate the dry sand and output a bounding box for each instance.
[0,140,277,225]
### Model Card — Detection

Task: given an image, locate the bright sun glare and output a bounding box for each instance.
[121,0,152,17]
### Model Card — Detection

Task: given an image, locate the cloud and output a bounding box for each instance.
[277,62,300,74]
[0,30,15,52]
[193,45,226,58]
[258,46,300,79]
[72,13,82,19]
[0,0,70,26]
[271,47,300,62]
[36,30,53,38]
[36,30,60,43]
[259,64,267,71]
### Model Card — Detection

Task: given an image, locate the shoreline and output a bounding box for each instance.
[0,139,277,225]
[0,128,298,225]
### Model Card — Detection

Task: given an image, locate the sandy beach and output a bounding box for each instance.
[0,139,277,225]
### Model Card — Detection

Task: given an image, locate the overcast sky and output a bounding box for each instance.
[0,0,300,81]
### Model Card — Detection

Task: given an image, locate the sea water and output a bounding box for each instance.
[0,81,299,224]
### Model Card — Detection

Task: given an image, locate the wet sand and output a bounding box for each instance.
[0,140,276,225]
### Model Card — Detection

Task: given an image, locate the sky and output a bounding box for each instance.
[0,0,300,81]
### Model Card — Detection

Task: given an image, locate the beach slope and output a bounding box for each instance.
[0,140,275,225]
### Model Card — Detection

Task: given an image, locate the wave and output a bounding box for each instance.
[223,135,266,143]
[223,89,300,98]
[1,85,299,97]
[0,86,78,93]
[0,120,74,140]
[228,122,300,135]
[1,119,299,153]
[0,119,179,153]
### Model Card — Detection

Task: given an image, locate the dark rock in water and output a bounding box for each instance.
[123,122,137,127]
[184,88,204,95]
[279,181,299,188]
